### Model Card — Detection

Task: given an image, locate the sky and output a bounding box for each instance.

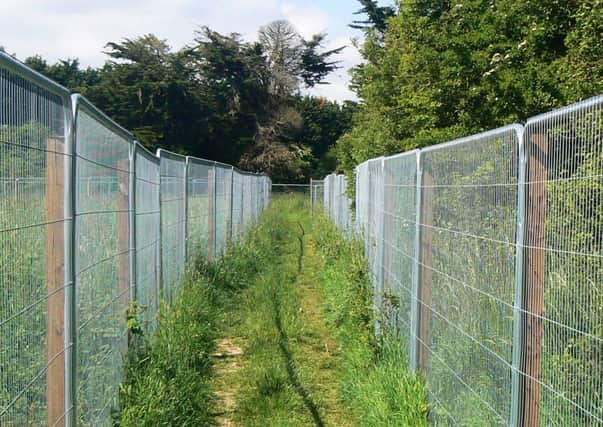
[0,0,392,102]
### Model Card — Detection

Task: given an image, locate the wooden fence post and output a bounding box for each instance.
[208,166,216,260]
[522,133,548,426]
[418,172,434,373]
[47,139,65,426]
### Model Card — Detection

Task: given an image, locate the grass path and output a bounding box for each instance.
[118,194,427,426]
[211,196,351,426]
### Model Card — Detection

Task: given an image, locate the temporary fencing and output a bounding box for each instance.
[0,52,271,426]
[322,95,603,427]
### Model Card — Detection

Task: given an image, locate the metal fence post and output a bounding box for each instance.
[310,178,314,213]
[409,151,422,372]
[65,99,76,427]
[129,143,137,305]
[183,157,189,264]
[208,164,216,260]
[227,166,234,243]
[511,127,527,427]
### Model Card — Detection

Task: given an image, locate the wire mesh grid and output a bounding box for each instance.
[310,179,324,211]
[215,165,229,257]
[380,151,419,343]
[186,158,211,263]
[0,53,72,427]
[1,54,271,427]
[521,96,603,426]
[135,146,160,335]
[322,96,603,427]
[231,171,243,241]
[73,96,134,426]
[418,126,522,426]
[158,150,186,303]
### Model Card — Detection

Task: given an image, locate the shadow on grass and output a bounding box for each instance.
[273,294,326,427]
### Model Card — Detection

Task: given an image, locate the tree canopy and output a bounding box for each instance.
[22,21,352,182]
[337,0,603,175]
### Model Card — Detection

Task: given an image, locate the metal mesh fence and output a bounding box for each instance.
[74,96,133,426]
[186,158,211,263]
[215,165,230,257]
[381,151,419,345]
[310,179,324,212]
[522,97,603,426]
[135,146,160,334]
[0,52,72,427]
[0,54,271,427]
[419,126,521,426]
[322,95,603,427]
[158,150,186,304]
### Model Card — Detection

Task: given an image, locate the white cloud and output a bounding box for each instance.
[0,0,361,101]
[280,3,330,38]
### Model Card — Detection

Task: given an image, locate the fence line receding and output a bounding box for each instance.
[0,52,271,427]
[322,95,603,427]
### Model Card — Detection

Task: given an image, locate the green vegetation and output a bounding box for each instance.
[19,22,354,183]
[118,195,428,425]
[336,0,603,175]
[312,209,429,426]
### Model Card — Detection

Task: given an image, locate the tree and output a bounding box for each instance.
[337,0,603,176]
[349,0,396,34]
[259,20,303,96]
[300,34,346,88]
[259,20,345,95]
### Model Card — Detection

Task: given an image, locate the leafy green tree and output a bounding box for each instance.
[337,0,603,176]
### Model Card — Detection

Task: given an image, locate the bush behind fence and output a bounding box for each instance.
[0,52,271,426]
[322,95,603,427]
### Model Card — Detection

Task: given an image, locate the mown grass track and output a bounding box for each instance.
[118,194,428,426]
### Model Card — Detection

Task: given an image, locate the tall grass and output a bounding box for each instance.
[116,226,269,426]
[311,212,430,426]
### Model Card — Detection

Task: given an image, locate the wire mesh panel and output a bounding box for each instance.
[242,174,251,231]
[367,159,385,327]
[186,158,211,263]
[521,96,603,426]
[215,165,229,256]
[418,126,522,426]
[355,162,370,241]
[0,53,72,427]
[73,95,133,426]
[158,150,186,303]
[135,145,160,334]
[380,151,419,342]
[231,170,243,241]
[311,179,324,211]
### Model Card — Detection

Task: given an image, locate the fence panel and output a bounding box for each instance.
[310,179,324,211]
[186,157,212,263]
[355,163,370,241]
[521,96,603,426]
[135,145,160,334]
[0,52,73,427]
[380,151,419,345]
[417,126,522,425]
[73,95,134,426]
[158,150,186,303]
[231,170,243,241]
[215,165,229,256]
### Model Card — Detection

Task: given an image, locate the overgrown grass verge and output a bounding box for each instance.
[115,195,429,426]
[310,214,430,426]
[115,223,271,426]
